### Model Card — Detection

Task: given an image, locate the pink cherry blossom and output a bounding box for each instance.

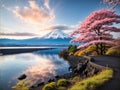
[71,9,120,53]
[103,0,120,9]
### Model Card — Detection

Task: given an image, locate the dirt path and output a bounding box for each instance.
[92,55,120,90]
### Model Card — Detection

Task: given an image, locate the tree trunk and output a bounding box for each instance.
[96,44,99,55]
[95,27,106,55]
[102,43,106,54]
[100,43,103,55]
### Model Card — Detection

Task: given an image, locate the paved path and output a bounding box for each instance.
[92,56,120,90]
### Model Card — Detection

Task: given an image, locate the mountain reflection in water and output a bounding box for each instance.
[0,48,69,90]
[24,54,69,85]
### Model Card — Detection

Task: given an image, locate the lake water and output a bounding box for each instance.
[0,48,70,90]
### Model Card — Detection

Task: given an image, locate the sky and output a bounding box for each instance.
[0,0,120,39]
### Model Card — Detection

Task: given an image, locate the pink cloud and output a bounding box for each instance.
[12,0,55,25]
[44,0,51,10]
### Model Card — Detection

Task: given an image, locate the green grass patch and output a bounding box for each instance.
[74,45,96,56]
[42,79,69,90]
[106,48,120,56]
[70,76,81,83]
[57,86,66,90]
[42,82,56,90]
[69,68,113,90]
[12,79,30,90]
[57,79,69,87]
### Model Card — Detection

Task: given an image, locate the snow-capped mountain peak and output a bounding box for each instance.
[43,30,70,39]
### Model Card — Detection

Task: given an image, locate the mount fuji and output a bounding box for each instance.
[42,30,70,39]
[0,30,74,46]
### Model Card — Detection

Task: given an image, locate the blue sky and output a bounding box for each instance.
[0,0,120,39]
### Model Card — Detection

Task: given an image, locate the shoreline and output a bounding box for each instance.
[0,47,55,55]
[32,55,120,90]
[31,55,105,90]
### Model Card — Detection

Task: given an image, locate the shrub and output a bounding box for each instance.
[42,82,56,90]
[57,79,68,87]
[106,46,120,56]
[68,45,77,55]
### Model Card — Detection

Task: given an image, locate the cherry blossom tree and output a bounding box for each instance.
[103,0,120,9]
[71,9,120,55]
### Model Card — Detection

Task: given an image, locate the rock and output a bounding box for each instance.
[68,66,73,71]
[30,85,35,88]
[18,74,27,80]
[37,82,44,87]
[29,85,37,90]
[63,73,71,79]
[90,58,95,62]
[48,79,55,83]
[55,75,60,79]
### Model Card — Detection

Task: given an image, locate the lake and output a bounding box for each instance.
[0,47,70,90]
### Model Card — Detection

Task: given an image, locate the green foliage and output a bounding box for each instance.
[106,48,120,56]
[59,49,68,59]
[74,45,96,56]
[57,86,66,90]
[12,79,30,90]
[69,68,113,90]
[71,76,81,83]
[42,82,56,90]
[68,45,77,55]
[57,79,69,87]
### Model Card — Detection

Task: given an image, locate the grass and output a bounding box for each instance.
[74,45,96,56]
[42,79,69,90]
[70,76,81,84]
[106,48,120,56]
[57,86,66,90]
[42,82,56,90]
[69,68,113,90]
[12,79,30,90]
[57,79,69,87]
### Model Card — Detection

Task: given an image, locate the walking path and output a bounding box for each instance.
[92,55,120,90]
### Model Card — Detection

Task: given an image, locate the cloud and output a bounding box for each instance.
[0,32,37,36]
[12,0,55,25]
[44,0,50,10]
[24,54,56,84]
[45,25,73,30]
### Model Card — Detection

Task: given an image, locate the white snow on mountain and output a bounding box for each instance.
[43,30,70,39]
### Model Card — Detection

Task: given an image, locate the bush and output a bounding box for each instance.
[106,46,120,56]
[42,82,56,90]
[57,79,68,87]
[74,45,96,56]
[68,45,77,55]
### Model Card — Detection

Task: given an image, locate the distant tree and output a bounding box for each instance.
[71,9,120,55]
